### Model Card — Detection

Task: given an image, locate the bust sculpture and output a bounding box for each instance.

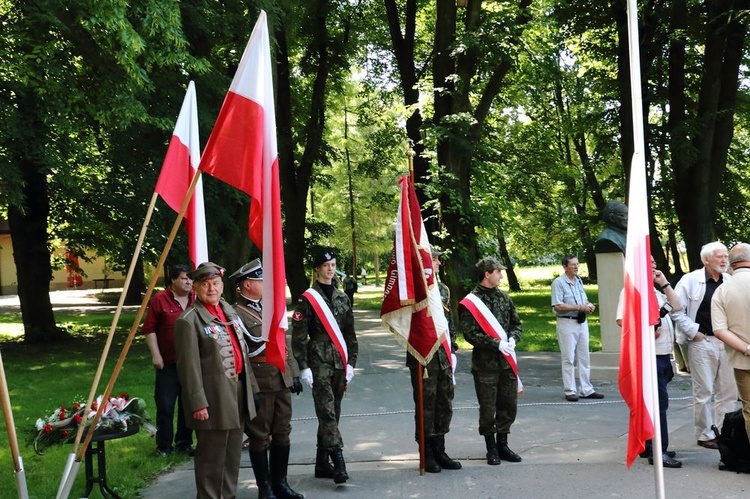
[594,200,628,254]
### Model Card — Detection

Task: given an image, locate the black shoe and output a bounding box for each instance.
[649,454,682,468]
[329,448,349,484]
[314,448,335,479]
[565,394,579,402]
[156,447,173,457]
[496,433,522,463]
[434,435,462,470]
[484,434,501,466]
[175,444,195,457]
[697,439,719,449]
[270,444,304,499]
[581,392,604,399]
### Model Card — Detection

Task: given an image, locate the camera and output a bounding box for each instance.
[656,302,673,330]
[576,310,586,324]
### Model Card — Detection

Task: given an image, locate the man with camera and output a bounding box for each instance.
[551,255,604,401]
[616,257,683,468]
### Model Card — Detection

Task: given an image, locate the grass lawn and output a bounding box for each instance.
[0,264,599,496]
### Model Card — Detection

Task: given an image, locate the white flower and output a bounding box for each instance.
[35,418,45,431]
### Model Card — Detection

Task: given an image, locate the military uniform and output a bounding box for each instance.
[291,281,357,450]
[175,282,258,499]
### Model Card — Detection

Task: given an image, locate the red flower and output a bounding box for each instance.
[118,393,130,401]
[43,424,52,434]
[73,414,82,425]
[72,403,81,411]
[62,430,69,437]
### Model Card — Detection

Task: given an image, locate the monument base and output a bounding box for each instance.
[590,351,621,381]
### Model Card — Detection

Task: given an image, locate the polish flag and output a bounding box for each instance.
[154,81,209,268]
[618,151,660,467]
[198,11,287,372]
[380,176,450,366]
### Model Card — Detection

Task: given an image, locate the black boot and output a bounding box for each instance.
[249,449,277,499]
[314,448,334,479]
[329,448,349,484]
[269,444,304,499]
[434,435,462,470]
[484,434,501,465]
[497,433,522,462]
[423,437,441,473]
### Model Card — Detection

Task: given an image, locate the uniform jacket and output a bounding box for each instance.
[175,298,257,430]
[672,268,731,344]
[234,297,300,391]
[459,284,522,372]
[291,281,358,371]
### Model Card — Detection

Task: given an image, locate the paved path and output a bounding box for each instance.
[142,307,748,499]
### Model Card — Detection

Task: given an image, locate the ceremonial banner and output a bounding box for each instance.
[154,81,208,268]
[380,176,450,366]
[199,11,287,372]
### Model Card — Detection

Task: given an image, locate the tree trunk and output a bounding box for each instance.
[497,228,520,292]
[8,158,65,343]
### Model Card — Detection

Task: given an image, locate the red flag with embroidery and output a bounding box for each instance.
[618,151,660,467]
[198,11,287,372]
[154,81,208,268]
[380,176,450,365]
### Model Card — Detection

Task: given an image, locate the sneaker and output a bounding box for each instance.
[581,392,604,399]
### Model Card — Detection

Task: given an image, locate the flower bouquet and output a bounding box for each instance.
[32,393,156,454]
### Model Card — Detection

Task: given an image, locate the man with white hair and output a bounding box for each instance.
[672,242,738,449]
[711,242,750,444]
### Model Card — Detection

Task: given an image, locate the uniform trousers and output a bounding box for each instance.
[193,378,246,499]
[472,367,517,435]
[409,350,454,440]
[556,317,594,397]
[688,335,737,441]
[311,362,346,450]
[246,364,292,453]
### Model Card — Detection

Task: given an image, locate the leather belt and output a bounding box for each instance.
[250,355,267,363]
[558,316,578,320]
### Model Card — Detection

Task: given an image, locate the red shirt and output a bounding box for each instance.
[141,288,194,364]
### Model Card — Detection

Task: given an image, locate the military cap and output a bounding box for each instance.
[475,257,506,278]
[430,246,444,258]
[187,262,225,282]
[229,258,263,282]
[313,247,336,268]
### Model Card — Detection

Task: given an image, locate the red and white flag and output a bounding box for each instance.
[199,11,287,372]
[380,176,450,366]
[154,81,209,268]
[618,151,660,467]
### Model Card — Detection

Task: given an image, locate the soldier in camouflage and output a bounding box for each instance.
[291,248,358,485]
[459,257,523,466]
[406,247,462,473]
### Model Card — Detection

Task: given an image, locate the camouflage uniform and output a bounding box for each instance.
[406,282,457,439]
[459,284,522,435]
[291,281,357,451]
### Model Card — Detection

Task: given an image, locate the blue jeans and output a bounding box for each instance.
[154,364,192,450]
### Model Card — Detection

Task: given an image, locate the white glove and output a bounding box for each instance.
[508,337,516,349]
[451,353,457,370]
[300,368,314,388]
[498,340,514,356]
[346,364,355,383]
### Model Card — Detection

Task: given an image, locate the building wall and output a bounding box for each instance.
[0,236,125,295]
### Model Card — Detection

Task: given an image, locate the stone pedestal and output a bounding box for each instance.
[591,252,624,380]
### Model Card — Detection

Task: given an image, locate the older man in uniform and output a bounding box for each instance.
[175,262,258,499]
[459,257,523,465]
[292,248,358,484]
[406,247,461,473]
[231,259,304,499]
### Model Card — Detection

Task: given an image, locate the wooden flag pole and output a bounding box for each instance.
[0,350,29,498]
[56,191,159,498]
[58,172,201,498]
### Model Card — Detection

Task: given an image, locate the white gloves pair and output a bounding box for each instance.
[300,368,314,388]
[299,365,355,387]
[498,337,516,356]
